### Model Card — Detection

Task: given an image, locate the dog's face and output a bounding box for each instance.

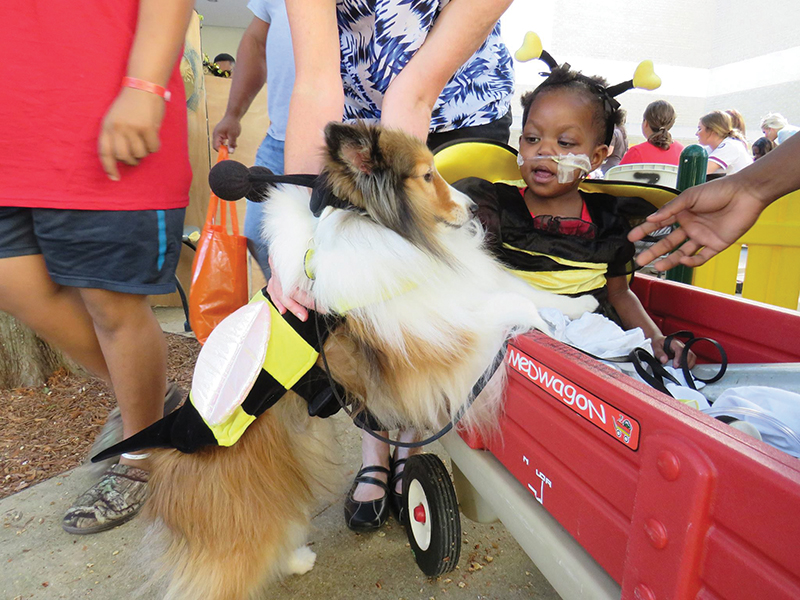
[322,122,476,255]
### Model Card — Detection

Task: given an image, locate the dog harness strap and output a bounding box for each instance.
[316,300,509,448]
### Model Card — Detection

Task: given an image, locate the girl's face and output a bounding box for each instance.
[518,89,608,198]
[696,122,716,147]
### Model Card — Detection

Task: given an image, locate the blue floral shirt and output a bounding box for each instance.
[336,0,514,133]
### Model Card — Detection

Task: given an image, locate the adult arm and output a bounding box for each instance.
[629,132,800,270]
[212,16,270,152]
[272,0,343,319]
[380,0,514,140]
[284,0,344,174]
[98,0,194,180]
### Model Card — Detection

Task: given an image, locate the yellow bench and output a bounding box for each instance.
[692,189,800,310]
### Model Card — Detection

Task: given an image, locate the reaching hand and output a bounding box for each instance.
[629,176,765,271]
[98,87,165,181]
[212,114,242,153]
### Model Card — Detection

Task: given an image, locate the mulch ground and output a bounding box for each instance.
[0,333,200,500]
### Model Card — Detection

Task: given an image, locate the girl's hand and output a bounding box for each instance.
[652,335,697,369]
[98,87,165,181]
[266,257,317,321]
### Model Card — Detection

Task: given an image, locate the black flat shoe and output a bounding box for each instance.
[389,456,408,525]
[344,465,390,532]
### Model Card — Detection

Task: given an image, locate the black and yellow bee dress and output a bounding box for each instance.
[455,177,662,326]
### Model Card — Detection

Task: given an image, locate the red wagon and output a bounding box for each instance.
[403,275,800,600]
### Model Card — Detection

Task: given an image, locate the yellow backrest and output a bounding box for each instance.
[433,139,523,185]
[692,189,800,310]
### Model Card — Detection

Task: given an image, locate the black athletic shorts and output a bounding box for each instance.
[0,206,186,295]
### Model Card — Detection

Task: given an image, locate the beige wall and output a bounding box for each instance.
[200,25,246,64]
[502,0,800,148]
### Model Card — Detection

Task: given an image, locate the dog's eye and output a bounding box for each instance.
[423,172,434,183]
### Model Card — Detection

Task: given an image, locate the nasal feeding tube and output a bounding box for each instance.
[517,152,592,184]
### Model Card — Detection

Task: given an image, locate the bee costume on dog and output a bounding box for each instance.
[93,289,345,460]
[94,158,473,460]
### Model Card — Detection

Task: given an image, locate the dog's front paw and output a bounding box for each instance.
[287,545,317,576]
[560,294,599,320]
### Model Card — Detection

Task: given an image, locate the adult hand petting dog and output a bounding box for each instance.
[629,132,800,270]
[266,257,318,321]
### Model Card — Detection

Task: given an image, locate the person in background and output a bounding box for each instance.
[213,52,236,74]
[629,129,800,270]
[697,110,751,175]
[726,108,747,140]
[761,112,799,145]
[620,100,684,166]
[752,136,774,161]
[599,124,628,175]
[272,0,515,534]
[212,1,292,280]
[0,0,194,534]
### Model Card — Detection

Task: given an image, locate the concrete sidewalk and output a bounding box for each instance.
[1,308,562,600]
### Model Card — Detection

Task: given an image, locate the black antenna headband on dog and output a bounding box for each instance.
[513,31,661,145]
[208,160,352,217]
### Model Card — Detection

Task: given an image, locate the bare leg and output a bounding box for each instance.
[79,288,166,469]
[352,430,390,501]
[0,255,110,380]
[391,429,420,493]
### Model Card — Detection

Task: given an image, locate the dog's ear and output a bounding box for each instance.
[325,122,384,176]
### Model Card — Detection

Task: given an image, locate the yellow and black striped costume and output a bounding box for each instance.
[456,177,657,324]
[92,291,343,459]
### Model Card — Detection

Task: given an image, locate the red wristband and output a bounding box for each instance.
[121,76,172,101]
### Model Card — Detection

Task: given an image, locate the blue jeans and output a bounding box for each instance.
[244,134,285,280]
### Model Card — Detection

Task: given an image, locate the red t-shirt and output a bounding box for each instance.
[619,141,684,166]
[0,2,191,210]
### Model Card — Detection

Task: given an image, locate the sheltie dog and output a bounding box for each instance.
[142,122,597,599]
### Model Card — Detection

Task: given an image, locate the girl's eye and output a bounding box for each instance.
[423,172,433,183]
[524,136,540,144]
[558,140,576,148]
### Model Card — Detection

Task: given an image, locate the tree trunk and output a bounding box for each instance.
[0,312,82,389]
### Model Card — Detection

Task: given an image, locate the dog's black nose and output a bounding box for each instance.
[469,201,479,217]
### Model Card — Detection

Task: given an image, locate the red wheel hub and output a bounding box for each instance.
[413,503,426,524]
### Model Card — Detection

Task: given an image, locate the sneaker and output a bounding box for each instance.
[88,382,184,469]
[62,464,149,535]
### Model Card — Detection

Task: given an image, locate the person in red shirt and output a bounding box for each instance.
[0,0,193,534]
[620,100,684,166]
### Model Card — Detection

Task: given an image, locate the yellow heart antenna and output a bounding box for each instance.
[607,60,661,98]
[632,60,662,91]
[514,31,557,69]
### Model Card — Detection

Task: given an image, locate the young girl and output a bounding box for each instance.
[697,110,751,176]
[458,65,693,367]
[620,99,684,166]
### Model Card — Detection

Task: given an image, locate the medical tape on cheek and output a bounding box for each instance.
[517,153,593,183]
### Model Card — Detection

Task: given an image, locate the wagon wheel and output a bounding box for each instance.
[403,454,461,576]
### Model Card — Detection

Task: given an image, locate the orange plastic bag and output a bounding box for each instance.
[189,147,249,344]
